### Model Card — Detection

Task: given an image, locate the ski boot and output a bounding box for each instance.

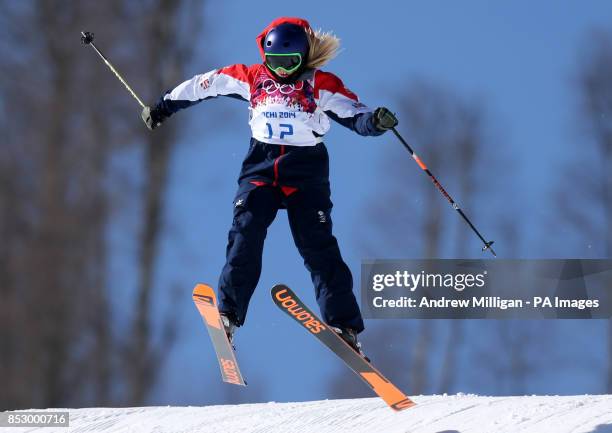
[220,312,237,347]
[332,327,370,362]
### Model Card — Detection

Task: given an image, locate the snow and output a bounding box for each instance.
[6,395,612,433]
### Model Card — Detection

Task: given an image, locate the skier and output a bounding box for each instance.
[141,17,398,357]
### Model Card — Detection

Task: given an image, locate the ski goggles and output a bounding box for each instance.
[265,53,303,75]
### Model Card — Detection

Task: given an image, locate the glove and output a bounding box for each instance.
[141,106,163,130]
[372,107,398,131]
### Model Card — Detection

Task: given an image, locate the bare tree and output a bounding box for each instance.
[328,81,499,397]
[561,30,612,393]
[121,0,203,405]
[0,1,127,408]
[0,0,204,410]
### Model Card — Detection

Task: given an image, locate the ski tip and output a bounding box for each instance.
[193,283,215,297]
[270,283,291,298]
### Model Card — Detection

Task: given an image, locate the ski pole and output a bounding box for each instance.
[80,31,145,109]
[391,127,496,257]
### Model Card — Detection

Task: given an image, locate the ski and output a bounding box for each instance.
[192,283,246,386]
[271,284,415,411]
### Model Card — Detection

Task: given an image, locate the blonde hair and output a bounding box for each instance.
[306,28,341,69]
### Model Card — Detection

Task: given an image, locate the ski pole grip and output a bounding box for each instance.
[81,31,94,45]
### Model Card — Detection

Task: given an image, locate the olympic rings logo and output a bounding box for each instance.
[261,79,304,95]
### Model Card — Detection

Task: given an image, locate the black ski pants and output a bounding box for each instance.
[217,182,364,333]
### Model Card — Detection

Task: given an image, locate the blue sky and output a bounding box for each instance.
[111,1,612,405]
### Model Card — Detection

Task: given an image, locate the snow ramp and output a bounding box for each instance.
[6,394,612,433]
